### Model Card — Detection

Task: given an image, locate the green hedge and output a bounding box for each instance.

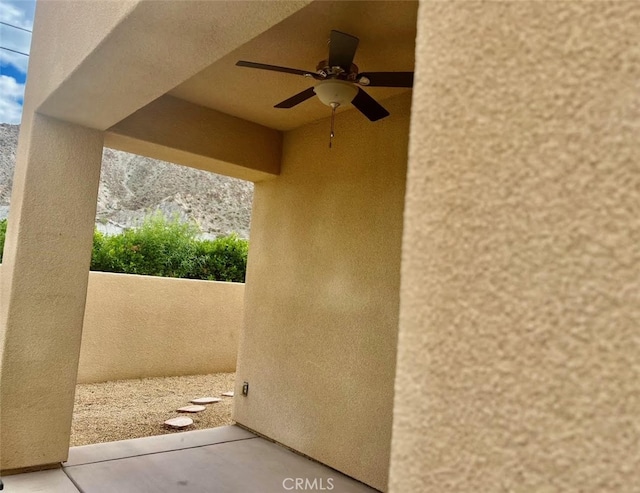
[0,219,6,263]
[0,215,248,282]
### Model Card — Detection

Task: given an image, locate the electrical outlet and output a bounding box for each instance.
[242,381,249,396]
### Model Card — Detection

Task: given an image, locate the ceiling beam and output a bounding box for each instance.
[105,96,281,182]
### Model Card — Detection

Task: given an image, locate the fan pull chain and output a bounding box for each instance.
[329,102,339,149]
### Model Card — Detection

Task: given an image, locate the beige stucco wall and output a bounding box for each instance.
[390,1,640,492]
[77,272,243,384]
[234,93,411,491]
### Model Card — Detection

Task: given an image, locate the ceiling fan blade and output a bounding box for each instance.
[328,30,359,70]
[358,71,414,88]
[274,87,317,109]
[236,60,321,79]
[351,88,390,122]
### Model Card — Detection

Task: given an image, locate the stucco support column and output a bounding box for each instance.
[0,114,104,472]
[390,1,640,491]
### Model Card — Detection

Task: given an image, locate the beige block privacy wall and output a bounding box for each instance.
[390,1,640,492]
[77,272,243,383]
[234,93,411,491]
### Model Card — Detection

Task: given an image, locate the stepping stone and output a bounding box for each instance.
[164,417,193,429]
[221,391,234,397]
[190,397,222,405]
[177,405,206,413]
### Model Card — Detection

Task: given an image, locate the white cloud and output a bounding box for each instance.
[0,0,33,73]
[0,74,25,123]
[0,0,33,29]
[0,47,29,74]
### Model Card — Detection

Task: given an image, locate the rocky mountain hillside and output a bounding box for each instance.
[0,124,253,239]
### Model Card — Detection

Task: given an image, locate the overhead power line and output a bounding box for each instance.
[0,21,31,57]
[0,46,29,56]
[0,21,32,33]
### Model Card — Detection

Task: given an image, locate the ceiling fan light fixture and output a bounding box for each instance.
[313,80,358,107]
[237,30,413,123]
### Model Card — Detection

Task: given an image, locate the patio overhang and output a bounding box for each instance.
[29,0,312,130]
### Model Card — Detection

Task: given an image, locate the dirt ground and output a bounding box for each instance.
[71,373,235,447]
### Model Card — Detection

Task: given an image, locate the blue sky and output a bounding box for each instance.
[0,0,35,124]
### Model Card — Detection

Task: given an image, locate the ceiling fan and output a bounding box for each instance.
[236,30,413,146]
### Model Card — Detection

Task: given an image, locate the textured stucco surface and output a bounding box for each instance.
[0,115,104,472]
[25,0,138,115]
[77,272,243,384]
[234,93,411,491]
[390,1,640,491]
[32,0,311,129]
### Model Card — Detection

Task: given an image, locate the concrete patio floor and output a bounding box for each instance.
[2,425,377,492]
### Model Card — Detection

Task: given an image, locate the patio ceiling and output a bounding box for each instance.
[168,0,418,131]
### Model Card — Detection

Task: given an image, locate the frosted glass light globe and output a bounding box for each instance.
[313,80,358,107]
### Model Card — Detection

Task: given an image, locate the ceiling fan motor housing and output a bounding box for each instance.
[313,80,358,107]
[315,60,359,80]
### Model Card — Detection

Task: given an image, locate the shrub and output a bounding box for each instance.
[1,215,247,282]
[188,234,249,283]
[0,218,6,262]
[90,213,248,281]
[90,213,199,278]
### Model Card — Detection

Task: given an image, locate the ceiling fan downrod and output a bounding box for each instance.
[329,102,338,149]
